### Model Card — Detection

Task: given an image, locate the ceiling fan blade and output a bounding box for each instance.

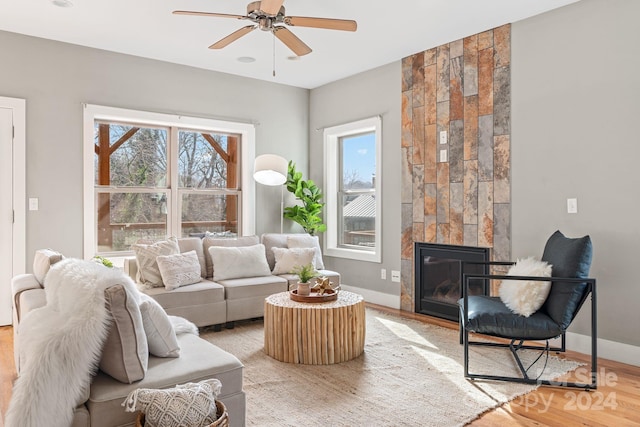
[284,16,357,32]
[173,10,245,20]
[273,26,312,56]
[259,0,284,15]
[209,26,256,49]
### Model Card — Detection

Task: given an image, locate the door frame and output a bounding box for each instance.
[1,96,26,293]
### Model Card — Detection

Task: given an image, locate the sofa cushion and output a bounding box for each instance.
[262,233,304,270]
[203,235,259,279]
[139,296,180,358]
[271,247,316,275]
[32,249,64,285]
[156,250,202,291]
[177,237,207,279]
[143,280,225,310]
[133,237,180,287]
[209,244,271,281]
[99,285,149,384]
[88,333,244,427]
[287,234,325,270]
[217,275,288,301]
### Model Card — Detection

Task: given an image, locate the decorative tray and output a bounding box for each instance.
[289,288,338,303]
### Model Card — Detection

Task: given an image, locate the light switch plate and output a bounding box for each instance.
[439,149,447,162]
[567,198,578,214]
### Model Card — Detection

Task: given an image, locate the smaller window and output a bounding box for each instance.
[324,117,382,262]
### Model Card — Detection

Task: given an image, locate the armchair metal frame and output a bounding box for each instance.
[461,261,597,390]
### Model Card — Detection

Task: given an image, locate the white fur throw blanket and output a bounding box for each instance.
[6,259,142,427]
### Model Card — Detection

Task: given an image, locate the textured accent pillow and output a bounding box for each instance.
[100,285,149,384]
[133,237,180,287]
[156,251,202,291]
[122,379,222,426]
[32,249,64,285]
[271,247,316,275]
[139,296,180,358]
[287,235,325,270]
[499,257,553,317]
[209,243,271,281]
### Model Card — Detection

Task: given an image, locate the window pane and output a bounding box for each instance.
[96,192,168,253]
[181,193,239,237]
[179,131,239,189]
[341,132,376,191]
[339,193,376,248]
[94,122,168,187]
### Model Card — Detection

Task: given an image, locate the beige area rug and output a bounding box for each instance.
[201,307,581,427]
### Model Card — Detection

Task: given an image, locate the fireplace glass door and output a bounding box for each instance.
[414,243,490,321]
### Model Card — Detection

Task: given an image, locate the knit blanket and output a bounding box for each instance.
[5,259,141,427]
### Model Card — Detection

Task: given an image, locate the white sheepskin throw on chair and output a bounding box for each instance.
[6,258,141,427]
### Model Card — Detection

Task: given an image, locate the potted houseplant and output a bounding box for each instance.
[292,263,318,296]
[283,161,327,236]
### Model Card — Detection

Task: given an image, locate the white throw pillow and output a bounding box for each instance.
[132,237,180,287]
[271,247,316,275]
[287,235,325,270]
[122,378,222,426]
[156,250,202,291]
[499,257,553,317]
[139,296,180,358]
[209,244,271,281]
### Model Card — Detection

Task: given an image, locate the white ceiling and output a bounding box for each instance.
[0,0,579,89]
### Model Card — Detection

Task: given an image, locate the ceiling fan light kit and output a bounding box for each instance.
[173,0,356,57]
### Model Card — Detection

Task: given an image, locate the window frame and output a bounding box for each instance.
[323,116,382,263]
[83,104,255,259]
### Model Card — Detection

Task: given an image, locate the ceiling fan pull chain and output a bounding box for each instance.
[272,31,276,77]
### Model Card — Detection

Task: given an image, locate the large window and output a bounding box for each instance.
[324,116,381,262]
[83,105,255,258]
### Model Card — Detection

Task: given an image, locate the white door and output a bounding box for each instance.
[0,97,25,326]
[0,107,13,325]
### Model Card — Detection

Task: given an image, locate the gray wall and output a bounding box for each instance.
[0,30,309,264]
[511,0,640,345]
[309,62,402,296]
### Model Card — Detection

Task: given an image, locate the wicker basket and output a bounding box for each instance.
[135,400,229,427]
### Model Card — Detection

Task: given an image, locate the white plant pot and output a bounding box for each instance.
[297,282,311,296]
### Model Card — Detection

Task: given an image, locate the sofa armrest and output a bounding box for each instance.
[12,274,43,323]
[123,257,138,282]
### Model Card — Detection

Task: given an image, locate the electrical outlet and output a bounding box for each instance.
[380,269,386,280]
[439,130,447,145]
[29,198,39,211]
[391,270,401,283]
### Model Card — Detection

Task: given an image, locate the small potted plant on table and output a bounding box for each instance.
[292,263,318,296]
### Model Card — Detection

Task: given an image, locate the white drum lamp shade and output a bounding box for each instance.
[254,154,288,186]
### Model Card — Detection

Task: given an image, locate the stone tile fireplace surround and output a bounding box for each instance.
[400,25,512,313]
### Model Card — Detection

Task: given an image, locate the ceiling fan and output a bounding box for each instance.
[173,0,357,57]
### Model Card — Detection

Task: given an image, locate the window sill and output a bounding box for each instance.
[324,247,381,263]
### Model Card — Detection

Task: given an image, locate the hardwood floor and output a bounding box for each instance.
[1,307,639,426]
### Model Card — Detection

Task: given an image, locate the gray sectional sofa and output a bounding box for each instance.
[11,251,246,427]
[124,233,340,328]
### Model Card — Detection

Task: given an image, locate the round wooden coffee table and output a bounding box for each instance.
[264,291,365,364]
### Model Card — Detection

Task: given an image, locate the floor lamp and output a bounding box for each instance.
[253,154,288,233]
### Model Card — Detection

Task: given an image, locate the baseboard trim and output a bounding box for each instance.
[340,285,401,309]
[566,332,640,367]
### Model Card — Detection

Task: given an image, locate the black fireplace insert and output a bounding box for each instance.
[414,242,490,321]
